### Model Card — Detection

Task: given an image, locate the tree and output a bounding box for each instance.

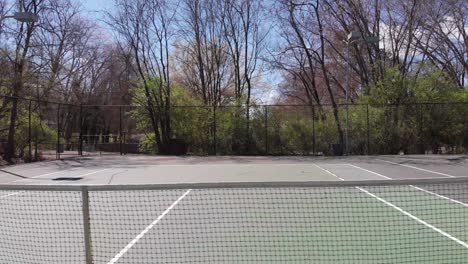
[414,0,467,87]
[106,0,175,153]
[177,0,232,106]
[274,0,344,147]
[3,0,43,162]
[221,0,267,149]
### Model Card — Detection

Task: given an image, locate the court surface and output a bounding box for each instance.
[1,155,467,185]
[1,155,468,263]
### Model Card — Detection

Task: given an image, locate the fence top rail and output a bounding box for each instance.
[1,94,467,108]
[1,177,468,192]
[0,94,78,107]
[80,101,468,108]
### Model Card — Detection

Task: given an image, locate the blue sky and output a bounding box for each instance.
[79,0,279,102]
[80,0,115,35]
[81,0,112,13]
[81,0,114,23]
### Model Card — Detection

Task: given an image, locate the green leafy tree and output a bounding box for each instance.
[131,78,210,154]
[364,68,467,154]
[0,108,58,161]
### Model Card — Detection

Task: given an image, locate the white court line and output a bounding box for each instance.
[0,191,25,198]
[411,186,468,208]
[376,159,456,178]
[357,187,468,249]
[107,189,192,264]
[6,170,66,184]
[0,169,112,199]
[144,163,347,167]
[0,159,62,174]
[65,168,111,178]
[314,164,468,249]
[9,168,111,184]
[348,164,468,208]
[313,164,345,181]
[346,164,392,179]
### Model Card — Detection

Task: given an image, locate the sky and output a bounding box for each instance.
[79,0,282,103]
[81,0,112,13]
[81,0,114,27]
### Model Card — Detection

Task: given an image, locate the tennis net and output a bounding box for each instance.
[1,178,468,263]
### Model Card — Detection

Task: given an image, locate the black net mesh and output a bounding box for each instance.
[0,190,84,263]
[1,178,468,263]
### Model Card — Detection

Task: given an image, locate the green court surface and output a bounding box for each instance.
[96,184,468,264]
[1,155,468,263]
[3,180,468,263]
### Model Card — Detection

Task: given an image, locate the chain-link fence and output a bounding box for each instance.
[1,95,467,161]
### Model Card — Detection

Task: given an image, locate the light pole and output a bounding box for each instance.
[344,32,378,155]
[1,12,39,23]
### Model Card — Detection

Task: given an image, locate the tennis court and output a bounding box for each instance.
[1,155,468,263]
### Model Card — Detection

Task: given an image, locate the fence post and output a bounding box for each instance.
[81,186,93,264]
[366,104,370,155]
[57,103,61,160]
[212,105,217,155]
[419,104,424,154]
[79,104,83,156]
[28,100,32,162]
[119,106,123,155]
[264,105,268,155]
[312,105,316,155]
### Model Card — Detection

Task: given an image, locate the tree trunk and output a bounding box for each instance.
[5,97,18,163]
[245,76,252,153]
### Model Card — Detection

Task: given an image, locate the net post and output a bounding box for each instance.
[81,186,93,264]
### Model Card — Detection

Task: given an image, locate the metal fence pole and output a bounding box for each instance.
[34,120,38,161]
[57,103,61,160]
[28,100,32,162]
[79,105,83,156]
[264,105,268,155]
[312,106,316,155]
[366,104,370,155]
[81,186,93,264]
[345,43,350,156]
[212,105,217,155]
[419,103,424,154]
[119,106,123,155]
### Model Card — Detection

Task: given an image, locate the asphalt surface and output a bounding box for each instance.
[0,155,467,185]
[0,155,467,263]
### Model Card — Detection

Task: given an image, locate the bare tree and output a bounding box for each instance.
[3,0,43,162]
[274,0,344,146]
[221,0,267,148]
[106,0,175,153]
[322,0,383,94]
[0,0,7,37]
[31,0,85,100]
[272,1,322,107]
[414,0,467,87]
[177,0,232,106]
